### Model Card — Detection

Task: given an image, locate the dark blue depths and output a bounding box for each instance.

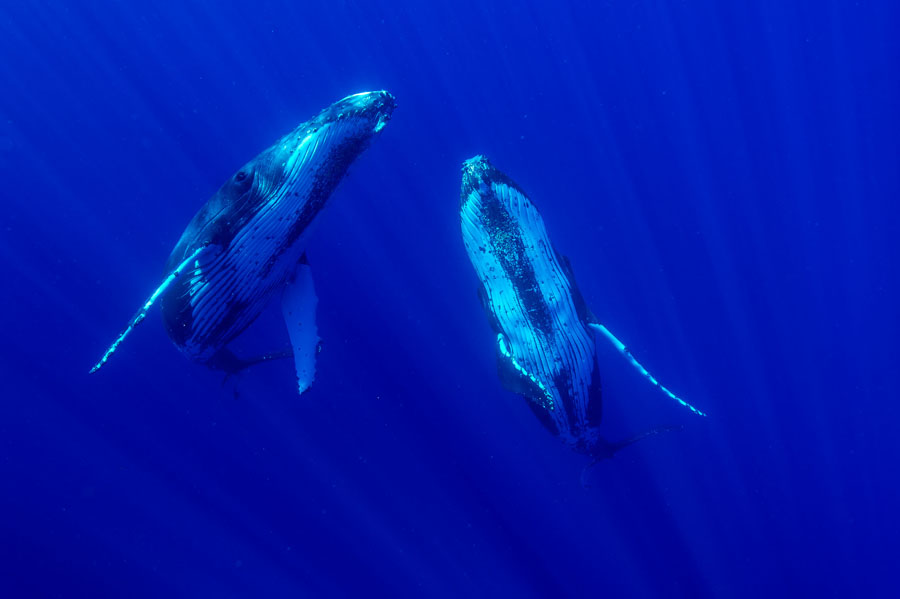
[1,1,898,597]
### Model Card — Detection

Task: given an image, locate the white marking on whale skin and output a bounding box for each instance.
[590,323,707,417]
[497,333,554,409]
[282,263,318,395]
[89,245,212,373]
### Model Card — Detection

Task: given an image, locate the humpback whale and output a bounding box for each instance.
[91,91,396,394]
[459,156,704,459]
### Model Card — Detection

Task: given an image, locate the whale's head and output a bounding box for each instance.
[172,91,396,254]
[247,89,397,212]
[310,90,397,138]
[458,154,547,281]
[160,91,396,359]
[459,154,529,223]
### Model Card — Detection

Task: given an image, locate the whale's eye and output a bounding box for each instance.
[235,171,247,182]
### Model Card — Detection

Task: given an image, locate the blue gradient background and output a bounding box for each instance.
[1,1,897,596]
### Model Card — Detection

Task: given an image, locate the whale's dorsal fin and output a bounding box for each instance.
[90,244,219,373]
[282,260,319,396]
[587,322,706,417]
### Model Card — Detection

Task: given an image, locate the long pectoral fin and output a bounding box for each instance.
[282,262,319,396]
[496,333,555,412]
[588,322,706,417]
[90,244,216,373]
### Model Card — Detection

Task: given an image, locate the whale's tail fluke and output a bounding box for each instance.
[588,322,707,417]
[603,424,684,456]
[580,425,684,486]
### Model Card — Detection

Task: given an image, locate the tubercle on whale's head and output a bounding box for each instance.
[167,91,396,262]
[317,90,396,135]
[459,155,494,217]
[218,91,395,216]
[459,155,526,204]
[460,155,493,197]
[263,91,395,171]
[459,156,534,229]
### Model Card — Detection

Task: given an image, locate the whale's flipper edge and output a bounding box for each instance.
[90,244,218,374]
[587,322,706,417]
[282,262,319,396]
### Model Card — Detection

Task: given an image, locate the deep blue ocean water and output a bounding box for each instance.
[1,1,898,596]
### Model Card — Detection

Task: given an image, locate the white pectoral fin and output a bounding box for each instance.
[90,244,216,374]
[496,333,555,412]
[589,322,706,417]
[282,263,319,396]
